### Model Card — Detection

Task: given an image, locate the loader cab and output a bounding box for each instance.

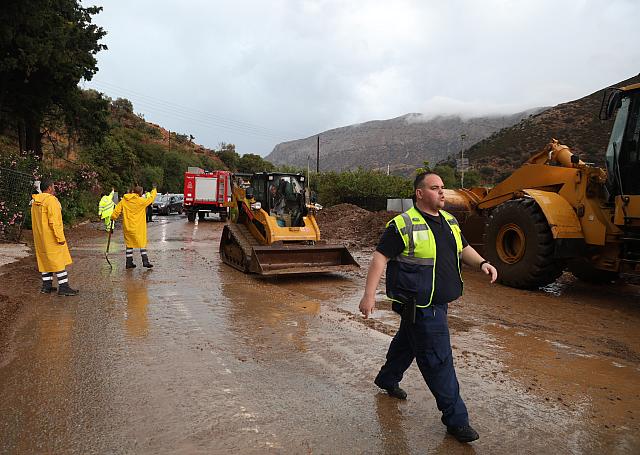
[250,172,308,226]
[603,85,640,196]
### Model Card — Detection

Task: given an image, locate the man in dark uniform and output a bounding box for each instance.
[359,171,497,444]
[269,184,285,216]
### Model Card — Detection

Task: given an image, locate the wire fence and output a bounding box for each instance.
[0,167,34,242]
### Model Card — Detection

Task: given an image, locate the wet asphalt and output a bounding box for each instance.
[1,215,639,454]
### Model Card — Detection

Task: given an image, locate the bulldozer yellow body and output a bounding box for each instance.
[220,172,359,275]
[444,82,640,288]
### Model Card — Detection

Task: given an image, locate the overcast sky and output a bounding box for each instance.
[83,0,640,156]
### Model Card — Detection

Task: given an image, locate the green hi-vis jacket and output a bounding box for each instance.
[385,206,464,308]
[98,190,115,219]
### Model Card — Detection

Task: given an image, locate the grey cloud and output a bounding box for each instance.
[86,0,640,155]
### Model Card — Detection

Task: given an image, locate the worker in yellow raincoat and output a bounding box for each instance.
[31,178,79,296]
[98,187,116,231]
[111,185,157,269]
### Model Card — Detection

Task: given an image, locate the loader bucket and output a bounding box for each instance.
[248,244,359,275]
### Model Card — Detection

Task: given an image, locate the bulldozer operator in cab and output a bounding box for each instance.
[359,171,497,444]
[268,183,285,217]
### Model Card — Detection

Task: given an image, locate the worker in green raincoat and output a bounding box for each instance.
[98,187,116,231]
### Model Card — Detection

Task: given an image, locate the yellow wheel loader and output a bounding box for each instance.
[219,172,359,275]
[444,82,640,288]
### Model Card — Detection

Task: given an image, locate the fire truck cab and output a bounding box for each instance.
[183,168,232,222]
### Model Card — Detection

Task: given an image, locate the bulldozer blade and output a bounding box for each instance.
[248,244,360,275]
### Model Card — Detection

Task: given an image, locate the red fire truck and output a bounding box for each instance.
[183,168,232,222]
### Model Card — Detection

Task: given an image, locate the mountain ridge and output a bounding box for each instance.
[266,109,545,175]
[465,73,640,179]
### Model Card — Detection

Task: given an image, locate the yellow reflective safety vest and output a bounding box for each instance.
[98,190,115,219]
[385,206,463,308]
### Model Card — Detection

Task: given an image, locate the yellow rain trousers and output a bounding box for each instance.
[111,189,157,248]
[31,193,73,272]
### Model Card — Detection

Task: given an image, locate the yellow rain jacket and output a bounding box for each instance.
[31,193,73,272]
[111,189,157,248]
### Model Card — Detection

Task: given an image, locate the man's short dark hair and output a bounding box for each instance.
[39,178,53,192]
[413,171,436,191]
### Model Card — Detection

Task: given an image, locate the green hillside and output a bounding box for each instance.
[466,73,640,183]
[0,94,230,228]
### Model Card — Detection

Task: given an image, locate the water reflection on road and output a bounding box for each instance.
[125,274,150,339]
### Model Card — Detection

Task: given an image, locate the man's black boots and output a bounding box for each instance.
[126,257,137,269]
[447,425,479,443]
[40,282,55,294]
[57,283,79,296]
[141,255,153,268]
[374,376,408,400]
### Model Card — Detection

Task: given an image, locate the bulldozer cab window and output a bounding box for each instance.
[260,176,306,227]
[252,180,267,206]
[606,94,640,195]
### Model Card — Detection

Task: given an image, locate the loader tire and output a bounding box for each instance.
[568,258,619,284]
[484,198,564,289]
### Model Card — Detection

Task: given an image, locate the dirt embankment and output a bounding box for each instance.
[315,203,397,249]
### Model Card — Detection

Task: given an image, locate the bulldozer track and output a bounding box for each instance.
[220,223,260,272]
[235,223,261,247]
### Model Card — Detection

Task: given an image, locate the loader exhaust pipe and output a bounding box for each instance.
[443,188,488,252]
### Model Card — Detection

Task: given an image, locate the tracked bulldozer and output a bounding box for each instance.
[444,82,640,288]
[219,172,359,275]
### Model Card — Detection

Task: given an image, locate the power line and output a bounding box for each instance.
[126,97,286,141]
[84,80,295,142]
[90,79,286,134]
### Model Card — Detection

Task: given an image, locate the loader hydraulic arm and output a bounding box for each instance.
[526,139,585,168]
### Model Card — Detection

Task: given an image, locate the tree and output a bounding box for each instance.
[215,142,239,170]
[432,164,457,188]
[415,160,431,174]
[112,97,134,115]
[237,153,274,173]
[62,88,110,146]
[462,169,481,187]
[0,0,107,157]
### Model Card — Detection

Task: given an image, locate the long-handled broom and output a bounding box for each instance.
[105,220,114,268]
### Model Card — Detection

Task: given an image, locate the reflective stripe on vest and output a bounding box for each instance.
[386,206,463,308]
[99,191,115,216]
[99,199,115,209]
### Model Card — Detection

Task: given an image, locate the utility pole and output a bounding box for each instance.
[316,135,320,174]
[460,133,467,188]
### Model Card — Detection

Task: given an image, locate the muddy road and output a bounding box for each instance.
[1,216,639,454]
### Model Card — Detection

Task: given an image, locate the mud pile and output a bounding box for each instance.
[315,203,398,249]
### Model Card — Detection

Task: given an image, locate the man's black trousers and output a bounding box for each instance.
[375,302,469,427]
